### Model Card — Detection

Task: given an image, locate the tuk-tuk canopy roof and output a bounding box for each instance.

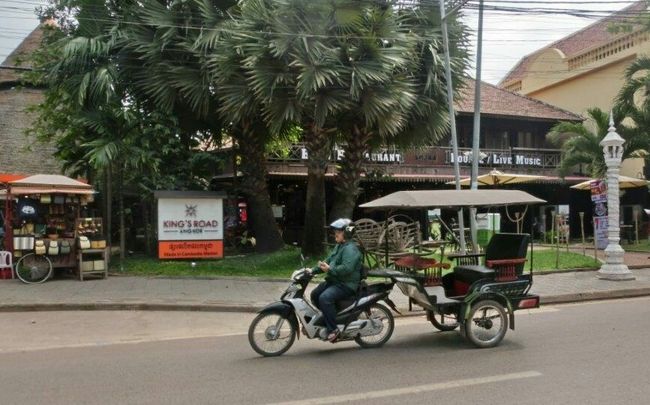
[359,189,546,210]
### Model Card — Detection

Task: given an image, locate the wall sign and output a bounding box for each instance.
[449,152,543,167]
[156,191,224,259]
[300,147,403,164]
[590,180,608,249]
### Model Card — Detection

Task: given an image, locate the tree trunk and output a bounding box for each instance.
[236,124,284,253]
[302,126,332,257]
[329,126,369,221]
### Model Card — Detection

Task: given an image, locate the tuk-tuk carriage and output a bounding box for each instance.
[359,189,545,348]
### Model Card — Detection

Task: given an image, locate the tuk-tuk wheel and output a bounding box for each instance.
[427,310,459,331]
[463,300,508,348]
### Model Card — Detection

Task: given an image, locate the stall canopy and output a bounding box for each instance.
[446,169,549,186]
[359,189,546,210]
[6,174,94,195]
[570,176,649,190]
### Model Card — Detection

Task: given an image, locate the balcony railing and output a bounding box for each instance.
[267,144,562,169]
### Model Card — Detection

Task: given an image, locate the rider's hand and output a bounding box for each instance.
[318,261,330,272]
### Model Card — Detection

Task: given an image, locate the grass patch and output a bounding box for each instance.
[622,239,650,252]
[113,245,598,279]
[527,249,598,272]
[112,245,311,279]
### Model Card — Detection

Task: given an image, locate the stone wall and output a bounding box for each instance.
[0,86,62,174]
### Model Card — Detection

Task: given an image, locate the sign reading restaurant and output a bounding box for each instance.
[449,152,543,167]
[155,191,225,259]
[300,147,403,164]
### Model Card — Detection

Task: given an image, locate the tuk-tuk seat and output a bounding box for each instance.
[451,233,530,286]
[393,255,450,286]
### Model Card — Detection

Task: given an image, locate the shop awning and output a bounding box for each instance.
[0,174,27,183]
[7,174,93,195]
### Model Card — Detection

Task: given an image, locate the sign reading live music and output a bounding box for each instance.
[155,191,225,259]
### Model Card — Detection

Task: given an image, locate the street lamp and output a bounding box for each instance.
[597,116,634,280]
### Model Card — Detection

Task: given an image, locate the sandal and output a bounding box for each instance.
[327,329,340,342]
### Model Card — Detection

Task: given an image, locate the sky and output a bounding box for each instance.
[0,0,641,84]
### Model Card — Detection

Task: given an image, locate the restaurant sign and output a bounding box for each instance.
[300,147,403,164]
[156,191,224,259]
[449,152,542,167]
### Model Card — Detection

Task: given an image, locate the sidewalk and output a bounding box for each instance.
[1,265,650,313]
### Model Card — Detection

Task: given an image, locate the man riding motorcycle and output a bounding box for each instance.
[310,218,362,342]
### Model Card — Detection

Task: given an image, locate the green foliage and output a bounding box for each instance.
[547,54,650,180]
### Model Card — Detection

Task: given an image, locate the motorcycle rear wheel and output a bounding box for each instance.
[354,303,394,348]
[248,312,296,357]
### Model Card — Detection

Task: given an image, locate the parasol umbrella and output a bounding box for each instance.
[570,176,649,190]
[446,169,549,186]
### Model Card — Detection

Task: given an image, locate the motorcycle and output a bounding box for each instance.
[248,268,397,357]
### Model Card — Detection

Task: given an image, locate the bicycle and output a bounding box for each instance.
[15,253,53,284]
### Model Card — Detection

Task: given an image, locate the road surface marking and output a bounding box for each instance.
[0,332,246,354]
[266,371,542,405]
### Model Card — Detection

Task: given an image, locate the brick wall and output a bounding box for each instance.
[0,86,62,174]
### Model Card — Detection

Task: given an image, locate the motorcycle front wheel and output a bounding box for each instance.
[354,303,394,348]
[248,312,296,357]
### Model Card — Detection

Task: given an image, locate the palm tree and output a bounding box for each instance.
[329,0,470,220]
[232,0,436,254]
[547,108,615,178]
[615,57,650,168]
[30,0,128,255]
[546,106,648,178]
[121,0,285,252]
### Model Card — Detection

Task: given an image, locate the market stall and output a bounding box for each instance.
[1,174,106,281]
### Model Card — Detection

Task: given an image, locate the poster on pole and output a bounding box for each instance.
[155,191,225,259]
[590,180,608,249]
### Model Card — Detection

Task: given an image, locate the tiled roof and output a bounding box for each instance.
[456,79,582,122]
[499,1,648,85]
[0,25,44,85]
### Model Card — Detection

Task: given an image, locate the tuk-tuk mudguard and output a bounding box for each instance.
[257,301,301,338]
[462,291,516,330]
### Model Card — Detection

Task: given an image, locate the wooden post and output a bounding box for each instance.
[562,215,571,253]
[579,212,586,256]
[553,212,559,269]
[592,218,598,265]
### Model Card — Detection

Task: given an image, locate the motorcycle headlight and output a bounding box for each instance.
[282,284,300,299]
[291,269,306,280]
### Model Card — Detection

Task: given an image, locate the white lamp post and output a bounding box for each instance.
[597,116,634,280]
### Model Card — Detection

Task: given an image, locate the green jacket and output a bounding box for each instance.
[312,241,362,292]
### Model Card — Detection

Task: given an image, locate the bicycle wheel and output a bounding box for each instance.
[15,253,53,284]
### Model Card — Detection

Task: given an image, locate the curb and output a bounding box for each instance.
[2,288,650,314]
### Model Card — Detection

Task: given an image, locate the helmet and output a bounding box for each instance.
[329,218,354,239]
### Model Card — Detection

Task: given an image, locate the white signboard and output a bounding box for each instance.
[158,198,223,241]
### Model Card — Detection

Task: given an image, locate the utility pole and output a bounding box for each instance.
[439,0,467,253]
[470,0,484,253]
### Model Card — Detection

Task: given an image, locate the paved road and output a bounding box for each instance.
[2,298,649,404]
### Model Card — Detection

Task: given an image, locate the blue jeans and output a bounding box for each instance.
[310,282,354,333]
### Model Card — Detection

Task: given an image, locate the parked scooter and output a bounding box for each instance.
[248,268,397,357]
